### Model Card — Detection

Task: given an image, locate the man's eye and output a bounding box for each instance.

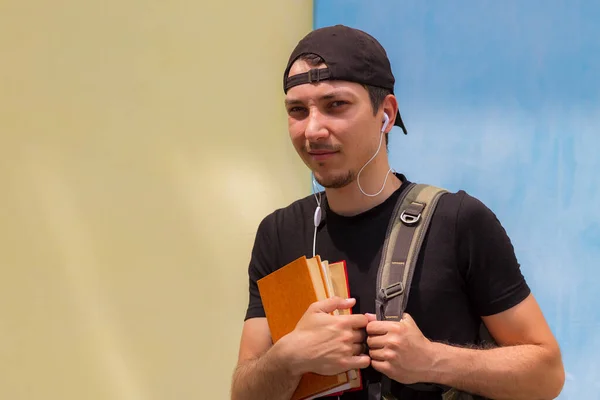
[330,101,348,108]
[288,107,306,114]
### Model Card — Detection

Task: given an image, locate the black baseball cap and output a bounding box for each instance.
[283,24,407,134]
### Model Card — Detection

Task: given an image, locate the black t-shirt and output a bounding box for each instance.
[244,174,530,399]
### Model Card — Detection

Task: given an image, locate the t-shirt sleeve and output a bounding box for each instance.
[456,192,531,317]
[244,213,278,321]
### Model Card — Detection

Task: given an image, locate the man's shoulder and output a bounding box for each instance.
[414,183,490,220]
[422,183,507,242]
[409,183,500,236]
[412,183,469,218]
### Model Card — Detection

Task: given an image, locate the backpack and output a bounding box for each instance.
[373,183,495,400]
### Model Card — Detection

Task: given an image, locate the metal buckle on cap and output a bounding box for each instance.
[307,68,322,83]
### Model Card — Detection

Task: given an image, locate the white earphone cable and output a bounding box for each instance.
[356,116,393,197]
[311,114,392,257]
[311,174,322,257]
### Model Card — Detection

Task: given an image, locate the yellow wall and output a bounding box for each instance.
[0,1,311,399]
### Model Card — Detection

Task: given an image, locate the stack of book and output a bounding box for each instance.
[257,255,363,400]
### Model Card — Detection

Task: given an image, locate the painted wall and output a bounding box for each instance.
[0,1,311,399]
[315,1,599,398]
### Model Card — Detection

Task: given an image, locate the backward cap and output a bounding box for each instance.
[283,25,407,134]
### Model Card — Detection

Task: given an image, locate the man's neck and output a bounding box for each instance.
[324,170,402,217]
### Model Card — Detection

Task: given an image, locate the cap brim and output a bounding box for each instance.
[394,110,407,135]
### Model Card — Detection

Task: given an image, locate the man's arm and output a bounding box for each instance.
[231,318,300,400]
[429,294,565,400]
[231,297,370,400]
[367,294,564,400]
[230,318,301,400]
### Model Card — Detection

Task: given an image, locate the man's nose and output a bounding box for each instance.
[304,110,329,141]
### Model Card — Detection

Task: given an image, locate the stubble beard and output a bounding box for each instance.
[302,143,354,189]
[313,167,355,189]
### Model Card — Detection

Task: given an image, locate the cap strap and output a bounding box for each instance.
[285,67,331,92]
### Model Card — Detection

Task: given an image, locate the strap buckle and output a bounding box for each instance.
[307,68,322,83]
[400,201,425,225]
[400,211,420,225]
[381,282,404,300]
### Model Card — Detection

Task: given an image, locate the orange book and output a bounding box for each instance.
[325,261,363,395]
[257,255,358,400]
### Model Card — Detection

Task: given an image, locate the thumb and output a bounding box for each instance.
[400,313,424,334]
[312,296,356,314]
[365,313,377,322]
[400,312,415,325]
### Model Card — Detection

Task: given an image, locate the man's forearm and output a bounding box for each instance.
[427,342,564,400]
[231,341,302,400]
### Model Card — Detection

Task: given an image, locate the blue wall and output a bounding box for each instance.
[315,1,600,398]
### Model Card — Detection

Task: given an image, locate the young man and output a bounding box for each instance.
[231,25,565,400]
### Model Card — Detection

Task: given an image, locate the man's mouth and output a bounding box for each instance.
[308,150,338,161]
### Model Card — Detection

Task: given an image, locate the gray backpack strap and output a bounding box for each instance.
[376,183,448,323]
[374,183,448,400]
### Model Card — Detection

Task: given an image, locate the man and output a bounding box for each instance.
[230,25,565,400]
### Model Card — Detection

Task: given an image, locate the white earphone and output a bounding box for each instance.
[381,112,390,133]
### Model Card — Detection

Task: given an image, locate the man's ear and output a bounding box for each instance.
[382,94,398,133]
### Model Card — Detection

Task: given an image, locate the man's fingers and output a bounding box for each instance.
[337,313,369,329]
[311,296,356,314]
[366,321,391,336]
[368,348,388,362]
[344,354,371,370]
[365,313,377,322]
[351,329,367,343]
[366,334,386,349]
[351,343,367,356]
[370,359,391,374]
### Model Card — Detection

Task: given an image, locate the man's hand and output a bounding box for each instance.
[279,296,371,377]
[365,312,435,384]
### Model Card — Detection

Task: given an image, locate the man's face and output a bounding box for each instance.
[285,60,383,189]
